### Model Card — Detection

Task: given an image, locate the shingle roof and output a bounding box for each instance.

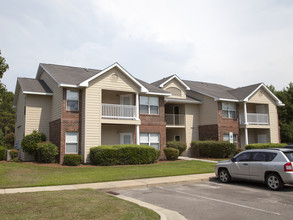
[228,83,262,100]
[135,78,170,95]
[18,78,53,94]
[39,63,100,86]
[151,76,174,87]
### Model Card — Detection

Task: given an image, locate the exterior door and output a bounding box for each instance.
[120,133,133,145]
[174,106,180,125]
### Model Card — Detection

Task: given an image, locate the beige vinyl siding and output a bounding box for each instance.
[199,96,218,125]
[83,68,141,163]
[39,71,62,121]
[15,90,25,149]
[248,88,280,143]
[184,104,199,156]
[25,95,51,138]
[164,79,186,99]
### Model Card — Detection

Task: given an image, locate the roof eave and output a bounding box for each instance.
[159,75,190,90]
[23,91,53,96]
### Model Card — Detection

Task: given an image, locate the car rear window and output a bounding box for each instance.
[284,152,293,162]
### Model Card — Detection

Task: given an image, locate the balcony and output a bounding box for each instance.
[239,113,269,125]
[102,104,137,120]
[165,114,185,127]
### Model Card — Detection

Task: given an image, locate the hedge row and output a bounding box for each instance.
[166,141,187,155]
[191,141,237,158]
[0,146,5,161]
[63,154,82,166]
[90,144,160,166]
[164,148,179,160]
[245,143,287,150]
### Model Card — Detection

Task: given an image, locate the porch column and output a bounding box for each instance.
[136,125,140,145]
[243,102,249,145]
[136,93,139,120]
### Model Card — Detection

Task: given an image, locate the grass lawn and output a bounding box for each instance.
[0,160,215,188]
[0,189,159,220]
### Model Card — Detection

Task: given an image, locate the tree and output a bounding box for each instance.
[268,83,293,144]
[0,50,9,79]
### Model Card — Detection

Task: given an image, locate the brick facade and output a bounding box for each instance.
[139,97,167,159]
[199,124,218,141]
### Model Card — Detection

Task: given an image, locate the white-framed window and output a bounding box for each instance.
[66,89,79,111]
[65,132,79,154]
[222,102,236,119]
[120,133,133,145]
[140,133,160,150]
[139,96,159,114]
[174,136,180,141]
[223,133,238,143]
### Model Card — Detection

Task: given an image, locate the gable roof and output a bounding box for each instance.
[228,83,262,100]
[17,78,53,95]
[152,74,190,90]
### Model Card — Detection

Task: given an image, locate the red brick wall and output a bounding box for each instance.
[49,119,61,151]
[199,124,218,141]
[139,97,166,159]
[218,102,239,145]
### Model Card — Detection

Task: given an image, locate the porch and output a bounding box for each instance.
[239,103,269,125]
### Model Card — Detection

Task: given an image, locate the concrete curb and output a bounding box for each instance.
[116,195,187,220]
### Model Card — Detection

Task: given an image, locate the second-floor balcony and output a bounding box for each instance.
[165,114,185,127]
[239,113,269,125]
[102,104,137,120]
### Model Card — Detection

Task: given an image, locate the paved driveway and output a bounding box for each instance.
[115,179,293,220]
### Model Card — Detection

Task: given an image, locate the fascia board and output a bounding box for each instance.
[23,91,53,96]
[159,75,190,90]
[145,92,171,96]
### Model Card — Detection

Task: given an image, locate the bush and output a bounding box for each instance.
[0,146,5,160]
[90,144,160,166]
[63,154,82,166]
[190,141,237,158]
[164,148,179,160]
[4,133,15,149]
[166,141,187,155]
[9,149,19,159]
[234,148,243,155]
[245,143,287,150]
[21,131,46,158]
[10,158,20,162]
[37,142,58,163]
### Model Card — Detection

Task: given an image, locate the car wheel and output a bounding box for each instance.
[266,173,284,191]
[219,169,231,183]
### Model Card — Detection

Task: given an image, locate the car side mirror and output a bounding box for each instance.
[231,157,236,162]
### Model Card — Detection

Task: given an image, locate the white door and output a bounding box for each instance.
[120,133,133,145]
[120,94,132,105]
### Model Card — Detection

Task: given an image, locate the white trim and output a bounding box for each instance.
[65,132,79,154]
[23,91,53,96]
[59,83,79,88]
[216,98,240,102]
[159,75,190,90]
[165,98,201,104]
[79,62,148,92]
[243,83,284,106]
[145,91,171,96]
[66,89,79,111]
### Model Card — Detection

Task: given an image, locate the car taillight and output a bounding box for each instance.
[284,162,293,172]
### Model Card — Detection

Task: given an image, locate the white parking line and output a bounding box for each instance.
[157,186,281,216]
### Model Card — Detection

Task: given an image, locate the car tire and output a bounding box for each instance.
[218,168,231,183]
[266,173,284,191]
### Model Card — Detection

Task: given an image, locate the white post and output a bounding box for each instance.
[136,93,139,120]
[136,125,140,145]
[243,102,249,145]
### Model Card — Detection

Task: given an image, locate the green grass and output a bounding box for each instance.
[0,189,159,220]
[0,160,215,188]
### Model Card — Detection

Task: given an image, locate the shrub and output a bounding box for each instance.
[164,148,179,160]
[166,141,187,155]
[0,146,5,160]
[4,133,15,149]
[37,142,58,163]
[190,141,237,158]
[90,144,159,166]
[10,158,20,162]
[9,149,19,159]
[63,154,82,166]
[234,148,243,155]
[21,131,46,158]
[245,143,287,150]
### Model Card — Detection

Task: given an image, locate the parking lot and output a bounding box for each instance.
[115,179,293,220]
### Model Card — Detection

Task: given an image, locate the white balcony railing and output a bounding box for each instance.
[165,114,185,126]
[239,113,269,125]
[102,104,137,120]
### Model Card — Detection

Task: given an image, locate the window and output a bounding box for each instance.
[65,132,78,154]
[222,102,236,119]
[252,152,267,161]
[140,133,160,150]
[66,90,79,111]
[120,133,133,145]
[235,152,251,162]
[174,135,180,141]
[140,96,159,114]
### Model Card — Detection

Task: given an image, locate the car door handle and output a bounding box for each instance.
[243,163,248,165]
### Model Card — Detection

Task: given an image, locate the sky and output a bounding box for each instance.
[1,0,293,92]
